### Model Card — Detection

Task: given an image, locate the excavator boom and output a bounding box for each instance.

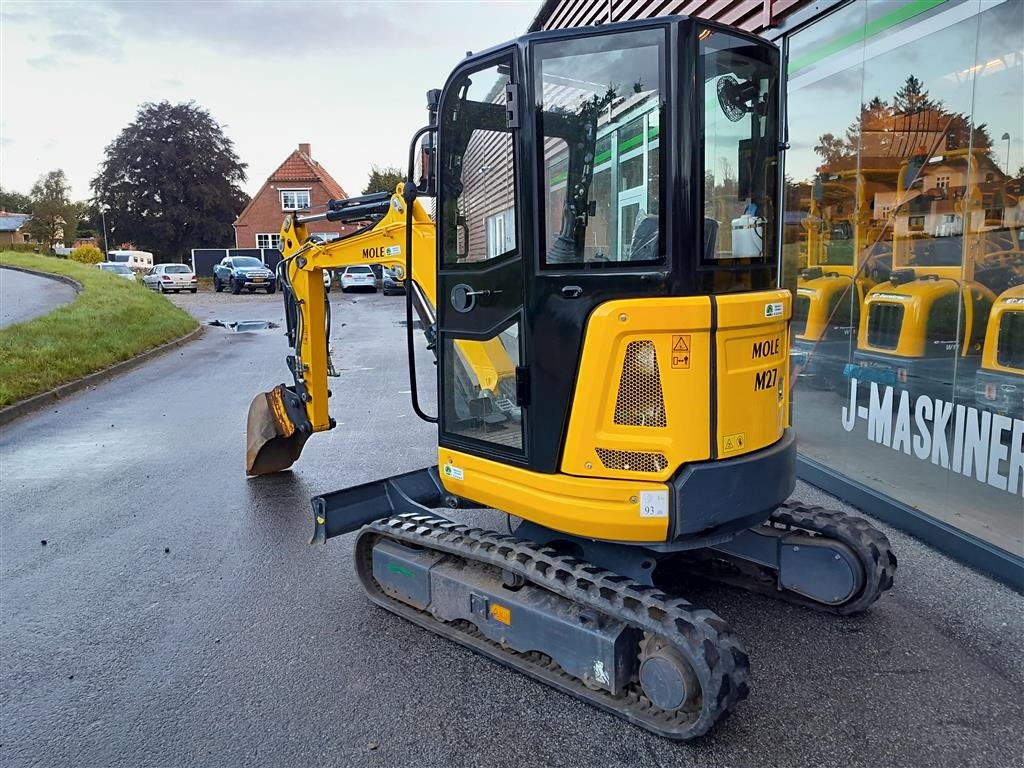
[245,185,436,475]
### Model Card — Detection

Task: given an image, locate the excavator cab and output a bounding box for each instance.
[244,17,896,741]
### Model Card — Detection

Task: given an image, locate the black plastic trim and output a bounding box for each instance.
[670,429,796,539]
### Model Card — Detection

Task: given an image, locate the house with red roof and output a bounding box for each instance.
[233,143,353,249]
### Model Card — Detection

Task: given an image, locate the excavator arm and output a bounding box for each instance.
[245,184,435,475]
[245,183,516,475]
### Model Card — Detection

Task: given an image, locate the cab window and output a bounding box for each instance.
[534,28,666,268]
[439,57,517,268]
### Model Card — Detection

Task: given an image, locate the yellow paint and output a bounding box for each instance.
[561,297,713,481]
[715,290,791,457]
[437,448,670,542]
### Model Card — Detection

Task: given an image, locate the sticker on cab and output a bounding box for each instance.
[639,490,669,518]
[442,463,464,481]
[384,245,401,257]
[764,301,784,318]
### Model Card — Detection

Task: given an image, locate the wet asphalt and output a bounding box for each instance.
[0,267,78,328]
[1,289,1022,768]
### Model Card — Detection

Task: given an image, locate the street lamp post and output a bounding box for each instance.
[1001,132,1011,173]
[100,205,110,256]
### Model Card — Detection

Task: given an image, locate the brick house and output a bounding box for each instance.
[233,143,354,249]
[0,212,32,246]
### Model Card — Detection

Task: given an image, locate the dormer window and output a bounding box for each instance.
[280,189,311,210]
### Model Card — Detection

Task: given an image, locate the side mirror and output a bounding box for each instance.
[418,131,437,197]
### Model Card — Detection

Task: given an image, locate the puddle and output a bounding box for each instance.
[207,319,280,333]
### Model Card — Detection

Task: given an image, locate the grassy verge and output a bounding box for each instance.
[0,252,199,408]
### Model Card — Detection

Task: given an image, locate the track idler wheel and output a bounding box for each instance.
[245,385,310,475]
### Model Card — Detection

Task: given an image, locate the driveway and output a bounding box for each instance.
[1,290,1022,768]
[0,266,78,328]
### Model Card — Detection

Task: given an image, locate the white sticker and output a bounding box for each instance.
[442,464,464,481]
[384,245,402,256]
[638,490,669,518]
[765,301,784,318]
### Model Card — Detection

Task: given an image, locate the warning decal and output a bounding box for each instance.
[723,433,746,453]
[671,335,691,369]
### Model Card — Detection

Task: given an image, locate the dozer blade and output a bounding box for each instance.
[245,386,310,476]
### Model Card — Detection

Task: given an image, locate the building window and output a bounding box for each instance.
[256,233,282,250]
[485,208,515,259]
[280,189,311,211]
[936,175,950,189]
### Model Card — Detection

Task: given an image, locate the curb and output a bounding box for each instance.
[0,325,205,427]
[0,263,84,294]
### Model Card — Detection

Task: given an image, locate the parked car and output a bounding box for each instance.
[339,265,376,292]
[143,263,197,293]
[97,262,137,282]
[106,249,154,271]
[382,266,405,295]
[324,269,333,293]
[213,256,276,294]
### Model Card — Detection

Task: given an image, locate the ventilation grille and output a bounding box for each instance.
[595,448,669,473]
[613,340,667,427]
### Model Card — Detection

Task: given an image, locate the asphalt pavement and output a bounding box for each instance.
[2,288,1022,768]
[0,266,78,328]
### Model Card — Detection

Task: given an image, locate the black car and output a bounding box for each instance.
[382,266,406,295]
[213,256,276,294]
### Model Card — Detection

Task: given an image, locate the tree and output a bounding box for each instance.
[361,165,405,195]
[0,187,32,214]
[813,132,850,165]
[26,170,75,251]
[91,101,249,262]
[893,75,938,115]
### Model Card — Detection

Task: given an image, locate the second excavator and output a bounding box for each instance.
[245,17,897,740]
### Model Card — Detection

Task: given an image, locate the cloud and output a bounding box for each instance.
[47,31,122,59]
[97,0,406,58]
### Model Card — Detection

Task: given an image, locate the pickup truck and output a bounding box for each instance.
[213,256,276,294]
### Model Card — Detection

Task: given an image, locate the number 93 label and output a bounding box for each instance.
[639,490,669,518]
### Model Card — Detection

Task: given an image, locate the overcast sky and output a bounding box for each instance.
[1,0,540,202]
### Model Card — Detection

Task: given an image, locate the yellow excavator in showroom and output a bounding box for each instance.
[245,18,897,740]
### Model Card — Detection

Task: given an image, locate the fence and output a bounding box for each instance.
[190,248,283,277]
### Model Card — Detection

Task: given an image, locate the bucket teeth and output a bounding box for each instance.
[245,386,309,475]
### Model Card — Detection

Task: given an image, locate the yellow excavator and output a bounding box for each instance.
[245,18,897,740]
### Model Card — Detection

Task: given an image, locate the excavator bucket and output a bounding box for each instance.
[245,385,310,476]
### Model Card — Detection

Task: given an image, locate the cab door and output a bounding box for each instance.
[435,50,528,464]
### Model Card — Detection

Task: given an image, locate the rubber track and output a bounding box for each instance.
[697,502,898,615]
[354,513,750,740]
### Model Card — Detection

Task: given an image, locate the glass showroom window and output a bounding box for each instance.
[784,0,1024,554]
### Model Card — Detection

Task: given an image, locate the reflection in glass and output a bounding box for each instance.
[440,61,517,266]
[785,0,1023,554]
[535,29,665,267]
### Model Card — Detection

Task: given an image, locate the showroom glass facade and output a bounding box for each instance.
[783,0,1023,555]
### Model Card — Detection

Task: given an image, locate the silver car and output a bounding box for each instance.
[97,263,137,282]
[143,264,198,293]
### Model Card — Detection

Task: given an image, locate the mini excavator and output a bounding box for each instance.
[245,18,897,740]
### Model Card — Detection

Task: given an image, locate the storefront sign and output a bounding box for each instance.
[841,378,1024,497]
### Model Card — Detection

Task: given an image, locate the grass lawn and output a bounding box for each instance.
[0,252,199,408]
